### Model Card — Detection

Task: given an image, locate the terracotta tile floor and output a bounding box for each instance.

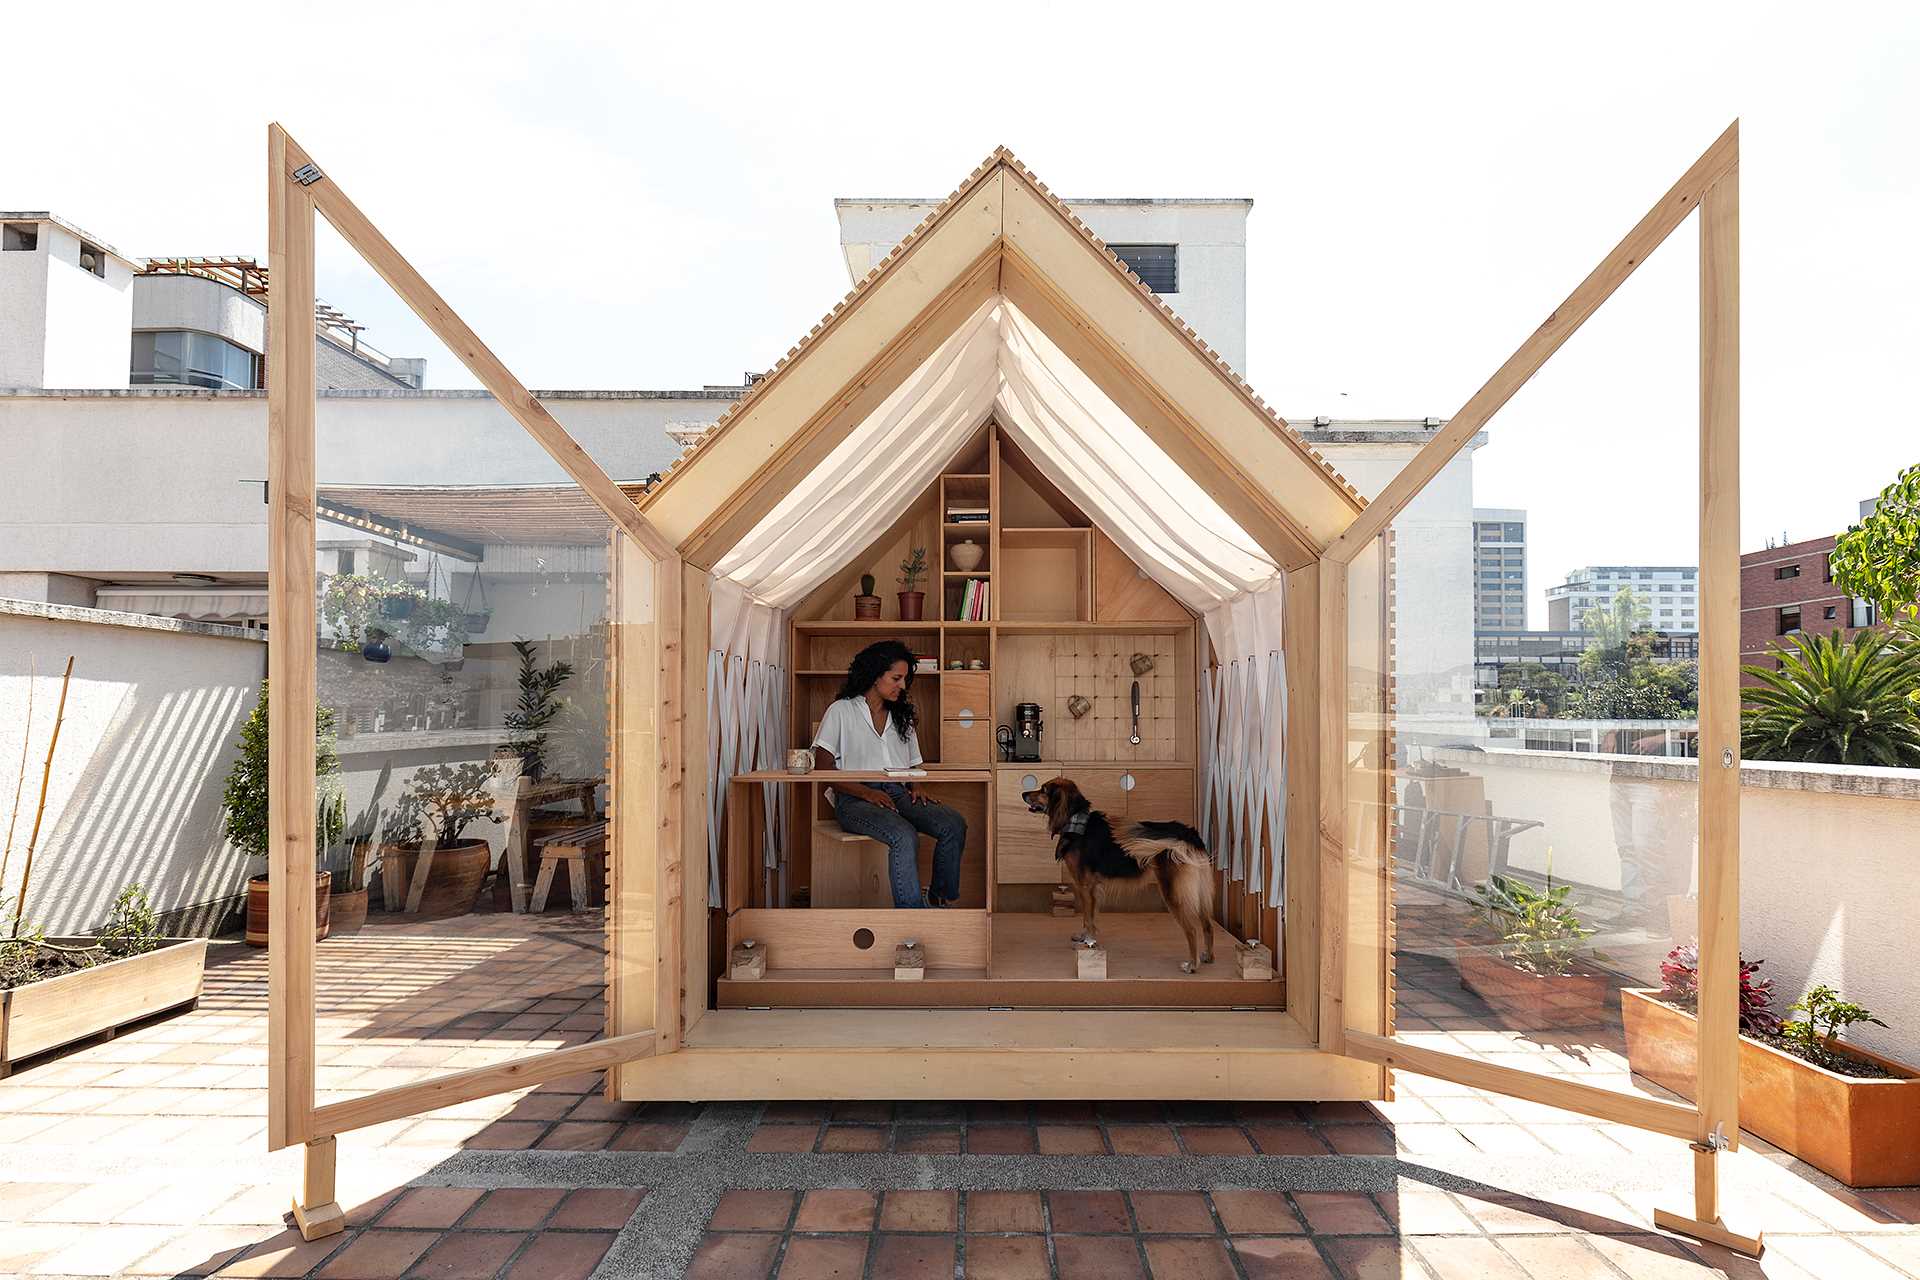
[2,907,1918,1276]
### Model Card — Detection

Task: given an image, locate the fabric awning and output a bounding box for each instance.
[95,585,268,621]
[710,297,1286,661]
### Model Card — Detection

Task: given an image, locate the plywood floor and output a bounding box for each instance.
[716,912,1283,1009]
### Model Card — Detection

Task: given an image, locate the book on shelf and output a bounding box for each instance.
[946,507,989,522]
[954,577,989,621]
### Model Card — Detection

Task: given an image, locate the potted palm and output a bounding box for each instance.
[377,762,500,918]
[1457,870,1610,1031]
[1741,627,1920,765]
[224,682,346,947]
[897,547,928,621]
[1622,947,1920,1187]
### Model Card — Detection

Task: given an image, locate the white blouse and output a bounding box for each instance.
[812,696,924,772]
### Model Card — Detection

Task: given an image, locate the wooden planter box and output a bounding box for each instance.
[0,938,207,1077]
[1621,988,1920,1187]
[1457,946,1612,1032]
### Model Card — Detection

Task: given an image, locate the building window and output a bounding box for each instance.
[1824,556,1834,583]
[131,330,262,390]
[1107,244,1178,294]
[1778,606,1801,635]
[2,223,38,252]
[78,241,107,277]
[1824,605,1838,620]
[1852,598,1876,628]
[1775,564,1801,580]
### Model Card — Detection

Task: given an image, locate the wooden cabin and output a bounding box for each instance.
[266,123,1754,1252]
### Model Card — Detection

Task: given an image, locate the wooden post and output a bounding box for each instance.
[1316,557,1349,1055]
[1655,130,1762,1259]
[290,1136,344,1241]
[266,123,318,1155]
[1283,564,1321,1041]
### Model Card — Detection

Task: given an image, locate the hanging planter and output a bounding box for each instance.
[379,593,417,620]
[460,566,492,636]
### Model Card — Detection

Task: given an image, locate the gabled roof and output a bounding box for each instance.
[637,148,1365,572]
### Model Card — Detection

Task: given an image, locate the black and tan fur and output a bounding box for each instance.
[1022,777,1216,973]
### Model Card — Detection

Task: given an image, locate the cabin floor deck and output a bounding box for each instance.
[716,912,1284,1009]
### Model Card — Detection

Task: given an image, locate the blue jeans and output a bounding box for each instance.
[832,782,967,908]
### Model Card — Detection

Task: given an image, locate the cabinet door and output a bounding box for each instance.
[995,767,1128,883]
[1120,768,1196,824]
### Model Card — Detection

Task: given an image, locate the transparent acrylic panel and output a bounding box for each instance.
[310,387,622,1110]
[1372,226,1704,1102]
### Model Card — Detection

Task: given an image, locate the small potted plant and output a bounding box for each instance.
[1456,870,1610,1031]
[1622,948,1920,1187]
[897,547,928,621]
[224,681,346,947]
[377,761,501,918]
[853,573,881,621]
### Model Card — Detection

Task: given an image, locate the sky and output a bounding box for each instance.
[6,2,1916,626]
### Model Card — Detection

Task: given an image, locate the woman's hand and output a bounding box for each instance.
[905,782,929,805]
[861,785,899,812]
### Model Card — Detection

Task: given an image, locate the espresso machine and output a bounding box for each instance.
[997,702,1045,762]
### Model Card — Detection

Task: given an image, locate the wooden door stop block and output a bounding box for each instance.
[1076,940,1107,980]
[1236,941,1275,980]
[729,939,766,980]
[894,941,925,981]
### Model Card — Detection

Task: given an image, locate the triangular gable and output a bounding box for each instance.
[638,148,1365,573]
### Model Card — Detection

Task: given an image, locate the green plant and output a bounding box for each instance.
[96,885,161,957]
[859,573,876,597]
[385,762,499,847]
[897,547,928,593]
[503,640,574,781]
[1741,628,1920,766]
[1658,943,1781,1035]
[1831,463,1920,621]
[401,595,470,654]
[1781,984,1888,1070]
[321,575,411,651]
[221,681,345,862]
[1469,866,1598,978]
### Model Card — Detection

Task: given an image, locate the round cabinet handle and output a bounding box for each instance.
[957,710,975,727]
[1021,773,1039,791]
[1121,773,1137,791]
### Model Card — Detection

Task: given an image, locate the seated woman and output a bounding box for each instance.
[811,640,967,908]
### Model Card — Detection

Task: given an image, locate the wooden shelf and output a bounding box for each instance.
[1001,526,1091,544]
[795,620,942,633]
[944,570,992,578]
[996,621,1191,635]
[942,522,993,531]
[794,669,942,677]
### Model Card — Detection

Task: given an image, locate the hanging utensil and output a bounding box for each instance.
[1129,680,1142,745]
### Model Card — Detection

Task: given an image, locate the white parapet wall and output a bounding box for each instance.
[1432,745,1920,1068]
[0,599,265,935]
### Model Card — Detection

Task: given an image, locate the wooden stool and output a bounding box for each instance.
[531,821,608,912]
[810,820,892,909]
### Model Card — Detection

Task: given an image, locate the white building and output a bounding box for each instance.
[1473,508,1528,631]
[0,213,138,389]
[836,197,1252,373]
[1547,564,1699,633]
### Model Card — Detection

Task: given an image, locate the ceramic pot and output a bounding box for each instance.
[330,886,369,935]
[245,872,331,947]
[950,540,984,572]
[854,595,881,620]
[897,591,925,621]
[377,841,491,918]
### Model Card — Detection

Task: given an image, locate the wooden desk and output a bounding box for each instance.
[725,770,993,916]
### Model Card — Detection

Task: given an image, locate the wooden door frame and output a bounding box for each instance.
[1318,121,1753,1254]
[265,124,677,1241]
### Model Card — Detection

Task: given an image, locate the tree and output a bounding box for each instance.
[503,639,574,781]
[222,681,345,861]
[1482,662,1568,718]
[1565,674,1686,721]
[1831,463,1920,622]
[1741,627,1920,766]
[1567,586,1698,716]
[1578,587,1653,680]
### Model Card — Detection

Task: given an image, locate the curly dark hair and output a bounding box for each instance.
[836,640,919,740]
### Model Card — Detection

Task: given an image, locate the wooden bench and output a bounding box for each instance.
[531,821,608,913]
[810,819,893,909]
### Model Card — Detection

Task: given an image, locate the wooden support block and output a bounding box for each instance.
[728,940,766,981]
[1051,884,1076,917]
[291,1136,345,1241]
[894,941,926,981]
[1236,941,1275,980]
[1652,1210,1764,1257]
[1076,944,1107,980]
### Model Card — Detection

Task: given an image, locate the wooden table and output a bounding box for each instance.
[502,776,602,913]
[726,770,991,914]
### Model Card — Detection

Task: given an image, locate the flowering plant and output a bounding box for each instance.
[1656,943,1781,1036]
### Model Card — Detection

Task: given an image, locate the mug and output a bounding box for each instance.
[785,748,814,775]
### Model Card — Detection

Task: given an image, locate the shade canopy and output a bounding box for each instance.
[710,296,1286,659]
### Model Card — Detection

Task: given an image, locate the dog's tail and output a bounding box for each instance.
[1120,820,1213,871]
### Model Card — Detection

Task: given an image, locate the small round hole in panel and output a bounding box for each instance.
[1021,773,1039,791]
[852,928,876,950]
[1121,773,1137,791]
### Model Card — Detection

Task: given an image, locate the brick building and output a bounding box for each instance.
[1740,534,1877,673]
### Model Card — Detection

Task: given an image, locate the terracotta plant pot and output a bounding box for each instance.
[378,841,491,918]
[1621,989,1920,1187]
[245,873,331,947]
[853,594,881,620]
[897,590,925,621]
[329,886,369,935]
[1456,945,1611,1032]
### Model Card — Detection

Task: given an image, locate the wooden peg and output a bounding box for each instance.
[894,941,925,981]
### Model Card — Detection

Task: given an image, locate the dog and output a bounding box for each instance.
[1022,777,1216,973]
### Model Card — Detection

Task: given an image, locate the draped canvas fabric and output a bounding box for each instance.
[703,294,1291,907]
